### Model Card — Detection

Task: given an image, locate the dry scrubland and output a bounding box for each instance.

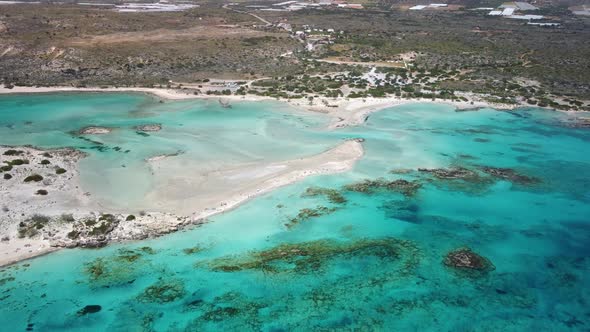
[0,1,589,108]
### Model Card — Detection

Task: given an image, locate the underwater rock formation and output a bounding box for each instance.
[77,305,102,316]
[479,166,539,185]
[78,126,113,135]
[381,200,420,224]
[418,167,479,181]
[83,247,156,288]
[134,124,162,132]
[301,187,347,204]
[285,206,338,229]
[444,247,495,276]
[561,117,590,129]
[343,178,422,197]
[203,237,419,275]
[138,279,186,303]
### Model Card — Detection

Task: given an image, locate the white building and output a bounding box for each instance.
[501,8,515,15]
[508,14,544,19]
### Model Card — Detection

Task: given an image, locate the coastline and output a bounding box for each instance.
[0,140,364,267]
[0,83,570,267]
[0,85,527,129]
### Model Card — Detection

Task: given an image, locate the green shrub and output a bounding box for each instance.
[3,174,12,180]
[0,165,12,172]
[40,160,51,165]
[90,222,112,236]
[35,189,48,195]
[126,215,136,221]
[24,174,43,182]
[60,214,75,222]
[3,149,23,156]
[99,214,116,222]
[67,230,80,240]
[56,168,67,174]
[8,159,28,166]
[18,214,51,238]
[84,218,97,227]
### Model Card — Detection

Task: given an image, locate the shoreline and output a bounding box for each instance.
[0,140,364,267]
[0,84,578,267]
[0,85,546,129]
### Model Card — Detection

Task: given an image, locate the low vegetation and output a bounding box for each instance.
[24,174,44,182]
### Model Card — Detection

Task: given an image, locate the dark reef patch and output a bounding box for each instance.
[285,206,338,229]
[381,200,420,224]
[301,187,347,204]
[418,167,480,181]
[444,247,495,277]
[77,305,102,316]
[138,279,186,303]
[83,248,155,287]
[201,237,420,275]
[344,178,422,197]
[479,166,539,185]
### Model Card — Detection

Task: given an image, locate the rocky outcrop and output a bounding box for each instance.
[479,166,538,185]
[78,126,113,135]
[77,305,102,316]
[418,167,479,181]
[134,123,162,132]
[444,247,495,276]
[18,212,201,251]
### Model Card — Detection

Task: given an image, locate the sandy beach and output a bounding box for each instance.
[0,85,521,129]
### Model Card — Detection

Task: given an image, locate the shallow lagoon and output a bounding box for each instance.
[1,95,589,331]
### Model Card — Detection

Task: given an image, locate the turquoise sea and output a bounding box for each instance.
[1,93,589,331]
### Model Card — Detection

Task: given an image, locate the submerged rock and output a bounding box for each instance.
[202,237,419,275]
[285,206,338,229]
[78,126,113,135]
[444,247,495,275]
[83,247,155,287]
[561,117,590,129]
[418,167,479,181]
[389,168,413,174]
[138,279,186,303]
[381,200,420,223]
[134,124,162,132]
[77,305,102,316]
[301,187,347,204]
[343,178,422,197]
[480,166,539,185]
